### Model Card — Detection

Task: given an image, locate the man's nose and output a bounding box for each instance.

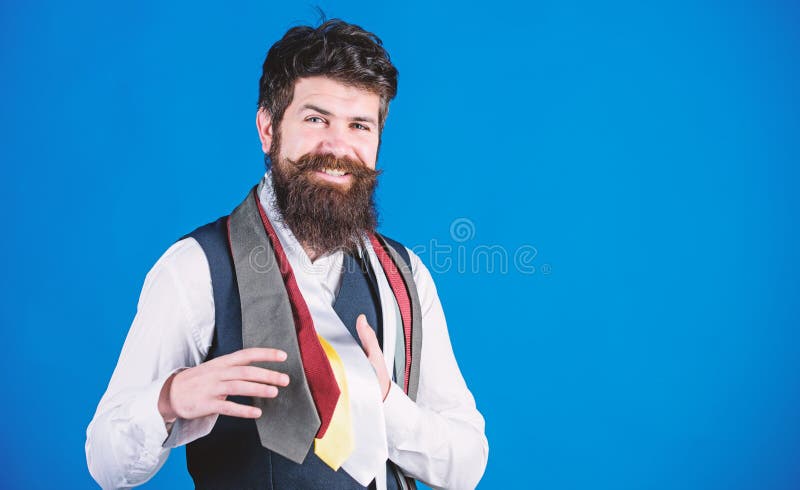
[316,125,352,159]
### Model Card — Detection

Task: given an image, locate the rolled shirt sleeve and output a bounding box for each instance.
[85,239,217,489]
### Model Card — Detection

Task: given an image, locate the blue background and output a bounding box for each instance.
[2,1,798,488]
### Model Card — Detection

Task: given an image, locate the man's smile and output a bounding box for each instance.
[313,168,353,185]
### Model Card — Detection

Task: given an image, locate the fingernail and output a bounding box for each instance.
[277,350,287,361]
[281,374,290,385]
[254,408,262,418]
[268,386,278,397]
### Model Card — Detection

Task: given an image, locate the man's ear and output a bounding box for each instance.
[256,108,273,154]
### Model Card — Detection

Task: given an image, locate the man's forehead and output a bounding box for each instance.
[291,76,380,114]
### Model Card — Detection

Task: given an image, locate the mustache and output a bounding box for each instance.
[285,153,381,180]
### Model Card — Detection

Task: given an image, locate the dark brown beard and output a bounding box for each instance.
[269,152,381,257]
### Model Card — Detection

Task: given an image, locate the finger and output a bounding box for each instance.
[213,399,263,419]
[356,314,382,359]
[356,314,390,401]
[220,366,290,387]
[211,347,288,367]
[217,380,280,398]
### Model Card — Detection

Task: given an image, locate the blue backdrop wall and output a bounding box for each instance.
[2,1,798,488]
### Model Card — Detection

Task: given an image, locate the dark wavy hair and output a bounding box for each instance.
[258,19,398,135]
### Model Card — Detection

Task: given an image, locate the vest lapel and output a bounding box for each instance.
[228,187,320,464]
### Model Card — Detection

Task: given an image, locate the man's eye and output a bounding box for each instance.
[306,116,325,124]
[352,123,369,131]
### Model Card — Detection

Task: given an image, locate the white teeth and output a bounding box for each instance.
[322,168,346,176]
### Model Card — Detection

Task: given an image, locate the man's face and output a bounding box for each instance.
[256,76,384,256]
[258,76,381,182]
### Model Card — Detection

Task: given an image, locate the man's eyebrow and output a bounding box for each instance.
[351,115,378,125]
[300,104,332,116]
[301,103,377,126]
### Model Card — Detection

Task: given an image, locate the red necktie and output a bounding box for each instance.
[368,234,413,394]
[255,199,340,438]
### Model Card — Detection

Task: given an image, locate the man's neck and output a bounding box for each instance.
[304,244,320,263]
[300,240,363,263]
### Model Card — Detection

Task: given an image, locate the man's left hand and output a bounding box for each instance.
[356,314,390,401]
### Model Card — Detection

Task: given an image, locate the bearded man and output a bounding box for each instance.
[86,19,488,490]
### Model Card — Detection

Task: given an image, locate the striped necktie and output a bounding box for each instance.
[368,234,413,393]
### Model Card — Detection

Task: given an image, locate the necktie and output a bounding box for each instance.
[255,197,340,437]
[314,334,355,470]
[368,234,413,393]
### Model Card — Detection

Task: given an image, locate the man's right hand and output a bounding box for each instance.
[157,347,290,423]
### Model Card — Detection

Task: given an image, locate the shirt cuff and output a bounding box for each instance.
[113,370,177,473]
[163,413,219,448]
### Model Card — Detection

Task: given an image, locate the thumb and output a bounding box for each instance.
[356,314,380,356]
[356,313,390,401]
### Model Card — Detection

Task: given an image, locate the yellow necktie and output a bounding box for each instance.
[314,335,355,470]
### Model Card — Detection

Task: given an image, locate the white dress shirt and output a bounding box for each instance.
[85,174,489,490]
